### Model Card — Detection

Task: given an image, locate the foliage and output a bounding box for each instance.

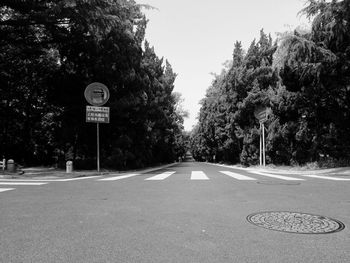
[0,0,187,169]
[192,0,350,167]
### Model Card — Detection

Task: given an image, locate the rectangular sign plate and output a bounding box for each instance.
[86,106,110,123]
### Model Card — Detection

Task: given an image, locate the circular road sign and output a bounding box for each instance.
[254,106,271,123]
[84,82,110,106]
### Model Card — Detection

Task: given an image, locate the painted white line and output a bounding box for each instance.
[0,179,50,182]
[55,176,102,182]
[0,176,102,182]
[205,162,350,178]
[0,182,48,186]
[297,174,350,181]
[220,171,256,180]
[191,171,209,180]
[0,188,15,193]
[134,163,177,174]
[98,174,139,181]
[250,171,305,181]
[145,171,175,180]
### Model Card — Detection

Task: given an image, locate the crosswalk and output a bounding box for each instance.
[95,170,350,182]
[249,171,304,181]
[1,169,349,194]
[145,171,175,180]
[99,174,139,181]
[220,171,257,181]
[190,171,209,180]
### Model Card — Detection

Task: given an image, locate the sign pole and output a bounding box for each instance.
[255,106,270,167]
[260,122,262,166]
[84,82,110,173]
[97,123,100,172]
[262,122,266,167]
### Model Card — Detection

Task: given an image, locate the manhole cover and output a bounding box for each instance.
[247,211,345,234]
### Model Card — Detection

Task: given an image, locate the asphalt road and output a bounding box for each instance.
[1,161,349,263]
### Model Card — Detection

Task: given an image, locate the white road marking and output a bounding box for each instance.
[220,171,256,180]
[145,171,175,180]
[0,182,48,186]
[98,174,139,181]
[0,179,49,182]
[250,171,305,181]
[55,176,102,182]
[0,188,15,193]
[297,174,350,181]
[0,176,102,182]
[191,171,209,180]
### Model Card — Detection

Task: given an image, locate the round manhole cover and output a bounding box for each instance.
[247,211,345,234]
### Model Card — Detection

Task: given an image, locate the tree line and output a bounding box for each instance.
[191,0,350,167]
[0,0,188,169]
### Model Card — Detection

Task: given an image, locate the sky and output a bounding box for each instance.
[140,0,310,131]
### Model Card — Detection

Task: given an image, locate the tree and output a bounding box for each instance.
[193,1,350,167]
[0,1,186,169]
[270,0,350,164]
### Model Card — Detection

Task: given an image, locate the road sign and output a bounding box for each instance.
[254,107,270,123]
[84,84,110,173]
[84,82,110,106]
[86,106,110,123]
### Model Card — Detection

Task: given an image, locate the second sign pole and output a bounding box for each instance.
[260,122,262,166]
[262,122,266,167]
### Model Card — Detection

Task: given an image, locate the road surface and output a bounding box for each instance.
[1,162,349,262]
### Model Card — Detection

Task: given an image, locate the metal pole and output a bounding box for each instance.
[262,122,266,167]
[97,123,100,172]
[259,122,262,166]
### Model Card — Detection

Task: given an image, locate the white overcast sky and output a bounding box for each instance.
[139,0,310,131]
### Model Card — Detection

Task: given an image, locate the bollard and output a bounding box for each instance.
[66,160,73,173]
[0,158,5,170]
[7,159,16,173]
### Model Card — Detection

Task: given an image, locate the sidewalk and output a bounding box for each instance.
[0,163,177,180]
